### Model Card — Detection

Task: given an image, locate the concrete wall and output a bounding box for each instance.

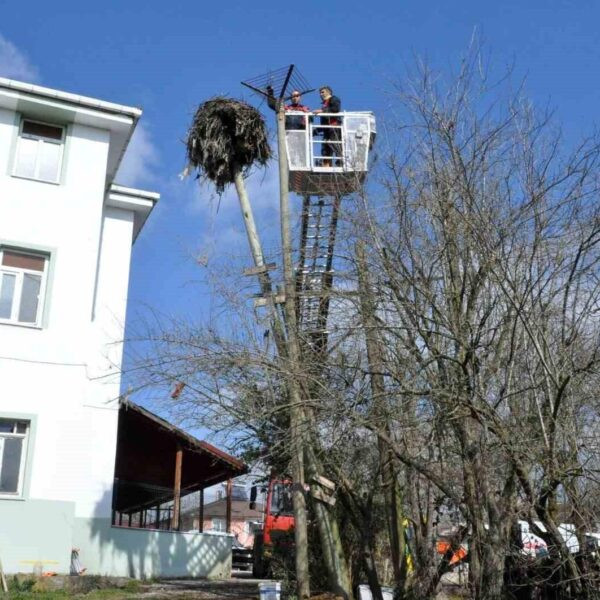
[0,498,75,574]
[74,520,232,579]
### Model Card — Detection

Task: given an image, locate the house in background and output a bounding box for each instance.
[0,77,245,578]
[180,483,264,549]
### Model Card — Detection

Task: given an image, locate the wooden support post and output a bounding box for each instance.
[0,552,8,594]
[243,262,276,276]
[118,512,123,526]
[226,479,233,534]
[171,445,183,530]
[199,488,204,532]
[128,513,132,527]
[155,505,160,530]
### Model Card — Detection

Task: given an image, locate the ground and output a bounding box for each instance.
[132,579,262,599]
[5,576,467,599]
[5,578,261,600]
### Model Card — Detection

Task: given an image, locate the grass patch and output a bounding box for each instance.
[5,575,142,600]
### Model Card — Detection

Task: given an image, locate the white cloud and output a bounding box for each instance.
[0,35,39,82]
[116,122,160,189]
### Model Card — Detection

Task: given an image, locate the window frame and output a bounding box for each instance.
[0,248,49,328]
[211,517,226,533]
[12,118,66,184]
[0,419,30,498]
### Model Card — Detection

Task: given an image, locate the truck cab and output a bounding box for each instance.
[250,479,294,576]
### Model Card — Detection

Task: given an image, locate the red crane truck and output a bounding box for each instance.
[250,479,295,577]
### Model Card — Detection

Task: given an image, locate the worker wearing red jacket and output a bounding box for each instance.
[266,87,310,130]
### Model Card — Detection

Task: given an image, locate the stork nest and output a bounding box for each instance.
[185,97,272,193]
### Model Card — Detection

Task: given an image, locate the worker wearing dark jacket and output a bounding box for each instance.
[266,87,310,130]
[314,86,342,166]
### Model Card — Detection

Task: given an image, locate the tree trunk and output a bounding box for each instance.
[356,242,408,592]
[304,445,354,599]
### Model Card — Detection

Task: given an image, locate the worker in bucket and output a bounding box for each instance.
[314,86,342,167]
[266,86,310,130]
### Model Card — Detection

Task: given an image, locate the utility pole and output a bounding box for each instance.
[276,97,311,600]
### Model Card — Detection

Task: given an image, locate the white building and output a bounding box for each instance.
[0,78,242,578]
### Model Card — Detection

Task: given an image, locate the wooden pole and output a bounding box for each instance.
[234,171,267,272]
[199,488,204,532]
[0,551,8,594]
[171,446,183,530]
[226,479,233,534]
[234,171,287,355]
[277,100,311,600]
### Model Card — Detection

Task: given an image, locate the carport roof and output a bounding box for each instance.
[113,400,247,513]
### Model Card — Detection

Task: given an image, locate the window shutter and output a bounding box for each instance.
[2,251,45,271]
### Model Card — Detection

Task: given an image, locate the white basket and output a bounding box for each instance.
[258,581,281,600]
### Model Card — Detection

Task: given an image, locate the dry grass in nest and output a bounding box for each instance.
[185,97,272,193]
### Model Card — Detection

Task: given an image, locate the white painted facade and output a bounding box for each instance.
[0,78,179,576]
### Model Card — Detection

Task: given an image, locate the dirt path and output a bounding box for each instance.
[133,578,263,600]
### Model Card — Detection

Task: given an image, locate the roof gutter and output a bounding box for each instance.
[0,77,142,119]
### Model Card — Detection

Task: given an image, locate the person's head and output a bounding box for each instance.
[319,86,332,101]
[290,90,302,105]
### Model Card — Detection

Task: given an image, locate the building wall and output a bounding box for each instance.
[74,519,232,579]
[0,498,75,574]
[0,103,136,573]
[0,90,226,582]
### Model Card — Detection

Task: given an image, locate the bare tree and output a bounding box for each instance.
[132,49,600,600]
[340,47,600,599]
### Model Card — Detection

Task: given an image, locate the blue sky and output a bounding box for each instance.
[2,0,600,413]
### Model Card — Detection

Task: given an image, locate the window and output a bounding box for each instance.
[0,419,29,496]
[13,120,65,183]
[270,482,294,516]
[211,518,226,532]
[0,249,48,326]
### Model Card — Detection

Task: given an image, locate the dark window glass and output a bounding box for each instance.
[22,121,63,141]
[18,273,41,323]
[270,483,294,516]
[0,437,23,493]
[0,420,13,434]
